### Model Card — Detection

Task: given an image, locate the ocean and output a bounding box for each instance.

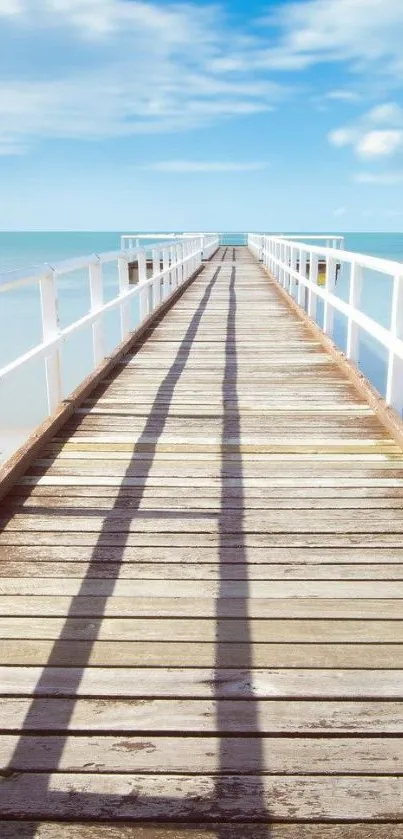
[0,230,402,462]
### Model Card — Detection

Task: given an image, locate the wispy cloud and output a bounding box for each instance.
[260,0,403,74]
[325,90,361,102]
[329,102,403,159]
[146,160,268,173]
[354,170,403,184]
[213,0,403,82]
[0,1,288,152]
[333,206,347,218]
[1,0,403,158]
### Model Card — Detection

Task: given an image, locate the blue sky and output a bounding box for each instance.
[0,0,403,230]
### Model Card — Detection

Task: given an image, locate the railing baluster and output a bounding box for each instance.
[118,255,130,340]
[346,262,362,362]
[40,270,62,414]
[137,248,148,321]
[324,255,336,336]
[162,247,170,299]
[290,248,297,297]
[152,248,161,309]
[89,258,104,365]
[308,252,318,320]
[298,248,306,307]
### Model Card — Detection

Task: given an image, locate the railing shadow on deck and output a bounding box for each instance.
[0,252,271,835]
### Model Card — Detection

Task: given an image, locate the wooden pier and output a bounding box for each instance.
[1,245,403,836]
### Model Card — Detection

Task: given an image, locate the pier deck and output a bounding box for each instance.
[1,246,403,836]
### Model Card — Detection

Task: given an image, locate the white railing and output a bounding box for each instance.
[276,234,345,250]
[248,233,403,416]
[121,232,220,249]
[0,233,219,419]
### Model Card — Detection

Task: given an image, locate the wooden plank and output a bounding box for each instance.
[2,697,403,733]
[0,773,402,820]
[11,484,403,497]
[4,561,403,580]
[1,666,403,698]
[1,640,403,668]
[5,532,403,549]
[3,545,403,564]
[1,617,399,642]
[2,596,403,618]
[0,823,401,839]
[4,510,403,533]
[1,735,402,774]
[3,578,403,598]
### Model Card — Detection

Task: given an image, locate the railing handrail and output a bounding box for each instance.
[0,233,219,424]
[0,236,197,293]
[257,234,403,276]
[276,234,345,241]
[248,233,403,416]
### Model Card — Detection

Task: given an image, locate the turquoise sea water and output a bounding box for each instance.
[0,230,402,461]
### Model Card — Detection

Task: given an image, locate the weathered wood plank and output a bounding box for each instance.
[2,545,403,564]
[3,510,403,533]
[2,596,403,618]
[1,735,402,774]
[2,697,403,733]
[1,617,399,642]
[3,578,403,597]
[1,640,403,668]
[4,561,403,580]
[1,667,403,698]
[0,773,402,820]
[0,823,401,839]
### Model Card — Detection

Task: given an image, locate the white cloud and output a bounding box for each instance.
[356,130,403,157]
[147,160,268,173]
[333,206,347,217]
[1,0,402,155]
[0,1,291,151]
[368,103,403,124]
[329,102,403,161]
[354,170,403,184]
[261,0,403,74]
[328,128,358,148]
[325,90,360,102]
[0,0,22,15]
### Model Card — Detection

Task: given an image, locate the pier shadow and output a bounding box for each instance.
[215,265,271,837]
[1,251,271,834]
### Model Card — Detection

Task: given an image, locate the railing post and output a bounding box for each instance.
[137,248,148,321]
[152,248,159,278]
[298,248,306,307]
[346,262,362,362]
[89,258,104,365]
[269,239,274,274]
[183,240,190,279]
[118,255,131,340]
[289,247,297,296]
[169,245,175,290]
[40,269,62,414]
[162,247,170,299]
[152,248,161,310]
[280,242,285,285]
[176,243,183,286]
[386,272,403,415]
[308,252,318,320]
[324,255,336,336]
